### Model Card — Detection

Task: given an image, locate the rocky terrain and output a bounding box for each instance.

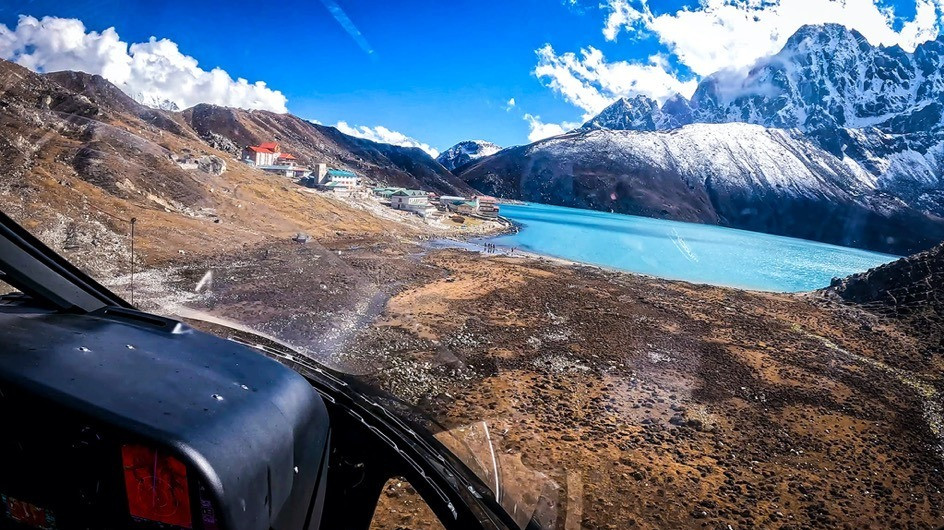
[353,246,944,529]
[148,236,944,530]
[459,23,944,255]
[823,241,944,357]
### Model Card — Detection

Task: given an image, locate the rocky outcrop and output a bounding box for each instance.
[201,131,240,156]
[825,243,943,315]
[823,242,943,356]
[197,155,226,175]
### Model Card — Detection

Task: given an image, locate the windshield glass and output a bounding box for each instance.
[2,1,944,527]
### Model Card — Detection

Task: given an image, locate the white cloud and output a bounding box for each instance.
[335,121,439,157]
[602,0,649,41]
[534,44,698,117]
[523,114,581,142]
[604,0,944,76]
[0,15,287,112]
[506,97,516,111]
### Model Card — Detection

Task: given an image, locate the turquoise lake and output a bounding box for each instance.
[488,202,899,292]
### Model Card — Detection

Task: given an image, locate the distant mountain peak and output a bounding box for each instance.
[580,22,944,136]
[436,140,502,171]
[784,23,866,49]
[132,91,181,111]
[582,94,661,131]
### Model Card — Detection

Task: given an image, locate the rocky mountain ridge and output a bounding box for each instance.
[587,24,944,135]
[43,66,471,197]
[181,103,473,195]
[578,23,944,217]
[436,140,502,171]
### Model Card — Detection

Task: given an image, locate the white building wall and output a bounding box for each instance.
[391,196,430,211]
[313,163,328,182]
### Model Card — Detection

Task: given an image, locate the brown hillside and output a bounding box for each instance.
[181,103,474,195]
[0,60,410,279]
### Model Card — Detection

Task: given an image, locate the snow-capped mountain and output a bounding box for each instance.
[458,23,944,254]
[583,96,662,131]
[583,93,697,132]
[436,140,502,171]
[579,24,944,220]
[586,24,944,135]
[127,89,181,111]
[689,24,944,132]
[460,123,944,254]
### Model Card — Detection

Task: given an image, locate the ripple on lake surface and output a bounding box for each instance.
[489,202,899,292]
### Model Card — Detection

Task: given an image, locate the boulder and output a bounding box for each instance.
[197,155,226,175]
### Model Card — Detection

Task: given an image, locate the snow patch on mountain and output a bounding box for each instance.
[541,123,876,199]
[130,90,180,111]
[437,140,502,171]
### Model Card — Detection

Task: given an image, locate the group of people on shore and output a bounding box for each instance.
[483,243,517,254]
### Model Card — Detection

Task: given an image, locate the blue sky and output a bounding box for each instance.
[0,0,940,155]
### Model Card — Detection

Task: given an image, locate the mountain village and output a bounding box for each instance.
[240,140,501,225]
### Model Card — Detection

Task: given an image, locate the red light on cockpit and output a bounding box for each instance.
[121,444,193,528]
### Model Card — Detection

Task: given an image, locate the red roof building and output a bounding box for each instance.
[241,141,314,179]
[243,141,298,167]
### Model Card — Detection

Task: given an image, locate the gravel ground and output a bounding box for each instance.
[119,238,944,530]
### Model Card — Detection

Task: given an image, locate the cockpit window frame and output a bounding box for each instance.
[0,210,131,312]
